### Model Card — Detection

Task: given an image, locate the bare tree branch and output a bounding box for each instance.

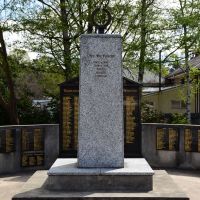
[37,0,60,16]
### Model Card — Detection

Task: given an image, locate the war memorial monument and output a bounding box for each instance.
[13,8,189,200]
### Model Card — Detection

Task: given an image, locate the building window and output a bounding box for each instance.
[171,100,186,109]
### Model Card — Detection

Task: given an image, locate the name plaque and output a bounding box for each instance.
[184,128,200,152]
[62,93,139,151]
[124,96,136,144]
[62,95,78,151]
[21,128,45,167]
[156,128,179,151]
[0,129,16,153]
[22,153,44,167]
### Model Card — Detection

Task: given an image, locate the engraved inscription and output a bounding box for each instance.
[21,128,45,167]
[64,89,79,93]
[0,129,16,153]
[62,95,79,151]
[185,128,192,152]
[89,54,115,58]
[156,128,179,151]
[157,128,166,150]
[34,129,43,151]
[125,96,136,144]
[184,128,200,152]
[62,96,73,150]
[169,128,179,151]
[5,129,15,153]
[88,54,115,78]
[94,60,108,77]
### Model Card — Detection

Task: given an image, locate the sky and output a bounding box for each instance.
[4,30,39,60]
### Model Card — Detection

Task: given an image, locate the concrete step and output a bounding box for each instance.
[12,170,189,200]
[46,158,154,192]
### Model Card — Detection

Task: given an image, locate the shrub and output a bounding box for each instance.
[167,113,187,124]
[141,104,166,123]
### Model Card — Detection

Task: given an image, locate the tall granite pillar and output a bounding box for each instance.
[78,34,124,168]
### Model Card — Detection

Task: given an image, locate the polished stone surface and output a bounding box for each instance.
[46,158,154,192]
[79,34,124,168]
[48,158,154,175]
[12,170,189,200]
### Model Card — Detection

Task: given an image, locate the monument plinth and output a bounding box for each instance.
[45,34,154,192]
[12,8,189,200]
[78,34,124,168]
[12,33,188,200]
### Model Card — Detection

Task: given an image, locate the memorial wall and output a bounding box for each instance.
[142,123,200,169]
[156,127,200,153]
[0,124,59,174]
[0,124,200,172]
[60,77,141,157]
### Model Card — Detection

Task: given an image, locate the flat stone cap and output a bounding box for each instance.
[48,158,154,176]
[81,34,121,38]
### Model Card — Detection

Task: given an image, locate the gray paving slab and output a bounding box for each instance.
[2,169,199,200]
[0,172,33,200]
[168,169,200,200]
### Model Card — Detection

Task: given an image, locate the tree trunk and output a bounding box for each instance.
[0,27,19,124]
[183,24,191,123]
[87,0,93,33]
[60,0,72,80]
[179,0,191,123]
[138,0,147,84]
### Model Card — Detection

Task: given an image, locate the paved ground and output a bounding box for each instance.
[0,170,199,200]
[167,169,200,200]
[0,172,33,200]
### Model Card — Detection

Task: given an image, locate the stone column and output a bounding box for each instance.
[78,34,124,168]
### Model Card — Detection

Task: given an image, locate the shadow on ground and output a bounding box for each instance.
[167,169,200,178]
[0,172,33,182]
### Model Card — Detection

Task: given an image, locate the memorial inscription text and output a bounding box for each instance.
[0,129,16,153]
[61,92,139,153]
[156,128,179,151]
[21,128,44,167]
[88,54,115,78]
[62,94,78,151]
[184,128,200,152]
[124,96,136,144]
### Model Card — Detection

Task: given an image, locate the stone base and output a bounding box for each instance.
[12,170,188,200]
[46,158,154,192]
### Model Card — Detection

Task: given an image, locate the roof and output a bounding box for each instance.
[59,77,79,87]
[165,68,185,78]
[59,76,141,87]
[123,68,165,84]
[190,55,200,68]
[143,85,180,96]
[166,55,200,79]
